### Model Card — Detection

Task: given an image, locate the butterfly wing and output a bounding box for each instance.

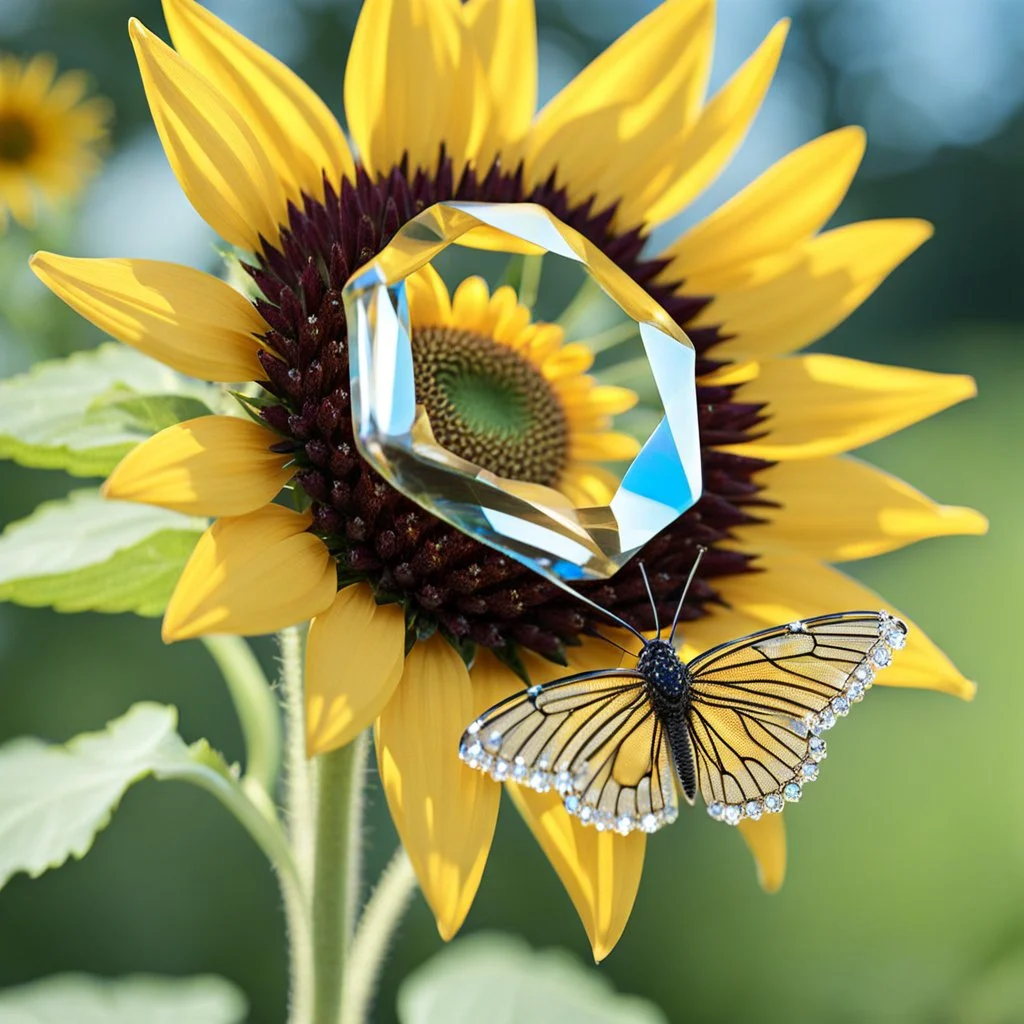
[459,668,679,834]
[685,611,908,825]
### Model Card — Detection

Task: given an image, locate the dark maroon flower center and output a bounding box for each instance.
[0,113,36,165]
[247,150,769,669]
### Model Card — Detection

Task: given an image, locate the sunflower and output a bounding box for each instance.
[0,53,109,231]
[30,0,986,961]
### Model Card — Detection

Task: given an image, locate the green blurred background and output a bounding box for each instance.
[0,1,1020,1021]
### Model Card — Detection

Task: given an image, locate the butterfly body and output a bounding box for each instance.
[635,638,698,805]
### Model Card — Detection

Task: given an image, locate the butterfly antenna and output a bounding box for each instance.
[668,546,707,645]
[568,586,648,646]
[638,561,660,638]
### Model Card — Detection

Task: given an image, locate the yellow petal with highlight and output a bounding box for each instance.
[306,584,406,756]
[662,126,866,282]
[30,253,267,382]
[406,264,453,327]
[738,813,786,893]
[103,415,293,516]
[130,18,284,251]
[623,20,789,226]
[718,552,976,700]
[526,0,714,219]
[571,432,641,461]
[461,0,536,164]
[743,456,988,561]
[375,637,500,940]
[722,354,976,460]
[163,0,354,206]
[345,0,489,177]
[508,785,645,962]
[701,219,933,359]
[162,505,335,641]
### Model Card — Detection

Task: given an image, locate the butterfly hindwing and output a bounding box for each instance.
[458,668,679,834]
[685,610,908,823]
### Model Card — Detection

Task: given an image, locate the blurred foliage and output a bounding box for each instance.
[0,1,1020,1023]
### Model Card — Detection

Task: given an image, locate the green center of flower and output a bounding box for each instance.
[0,113,36,164]
[411,325,568,486]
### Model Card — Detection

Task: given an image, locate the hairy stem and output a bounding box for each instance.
[311,735,366,1024]
[201,634,281,795]
[341,849,418,1024]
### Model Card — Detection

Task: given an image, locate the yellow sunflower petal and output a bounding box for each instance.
[702,219,933,360]
[375,636,500,940]
[541,342,594,380]
[624,20,789,227]
[406,264,453,327]
[306,584,406,756]
[723,354,976,460]
[571,432,641,461]
[345,0,489,178]
[29,253,268,382]
[743,456,988,561]
[718,552,976,700]
[737,813,786,893]
[450,275,491,331]
[162,505,335,642]
[507,785,645,962]
[129,18,284,251]
[526,0,714,218]
[102,415,293,516]
[460,0,536,164]
[163,0,354,205]
[661,126,866,284]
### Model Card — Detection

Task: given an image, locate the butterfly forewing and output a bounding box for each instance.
[685,611,907,824]
[458,668,680,835]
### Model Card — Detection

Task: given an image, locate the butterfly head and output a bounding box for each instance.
[637,637,689,702]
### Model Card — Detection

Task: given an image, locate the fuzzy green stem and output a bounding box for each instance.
[311,734,366,1024]
[278,625,317,1024]
[341,849,417,1024]
[201,634,281,794]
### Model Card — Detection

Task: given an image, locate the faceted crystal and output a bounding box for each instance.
[832,695,850,716]
[723,805,742,826]
[808,736,827,761]
[883,621,908,649]
[870,644,892,669]
[814,708,837,734]
[847,679,865,702]
[616,815,634,835]
[641,813,659,833]
[744,800,763,821]
[707,802,726,820]
[343,201,702,586]
[564,794,581,814]
[783,782,802,802]
[801,762,820,781]
[764,793,784,813]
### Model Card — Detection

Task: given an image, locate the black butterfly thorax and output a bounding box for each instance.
[637,639,698,802]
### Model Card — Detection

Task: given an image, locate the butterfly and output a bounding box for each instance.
[458,547,908,834]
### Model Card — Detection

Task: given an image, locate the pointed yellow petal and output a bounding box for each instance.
[306,585,406,755]
[162,505,335,641]
[723,354,976,460]
[507,786,645,961]
[461,0,536,164]
[737,813,786,893]
[103,415,293,516]
[526,0,714,219]
[375,637,500,940]
[406,264,453,327]
[163,0,354,206]
[701,220,933,359]
[626,21,789,226]
[718,552,976,700]
[661,126,866,283]
[743,456,988,561]
[570,432,641,461]
[345,0,489,178]
[30,253,267,382]
[130,18,285,251]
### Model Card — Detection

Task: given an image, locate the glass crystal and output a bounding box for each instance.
[801,762,820,781]
[813,708,837,734]
[663,804,679,824]
[854,663,875,684]
[870,644,892,669]
[783,782,802,802]
[616,815,634,835]
[342,201,703,587]
[745,800,763,821]
[707,801,725,820]
[723,805,742,826]
[529,770,552,792]
[764,793,784,813]
[883,621,908,649]
[832,695,850,716]
[641,813,659,833]
[511,758,528,781]
[808,736,827,761]
[555,770,574,795]
[847,679,865,702]
[564,794,581,814]
[491,759,510,781]
[483,729,503,753]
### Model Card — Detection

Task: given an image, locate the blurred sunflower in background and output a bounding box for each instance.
[30,0,986,960]
[0,53,110,231]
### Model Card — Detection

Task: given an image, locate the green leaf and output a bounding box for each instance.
[0,343,220,477]
[0,973,247,1023]
[398,934,668,1024]
[0,704,193,890]
[0,489,204,616]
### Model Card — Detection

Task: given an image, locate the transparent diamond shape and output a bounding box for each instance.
[342,201,702,586]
